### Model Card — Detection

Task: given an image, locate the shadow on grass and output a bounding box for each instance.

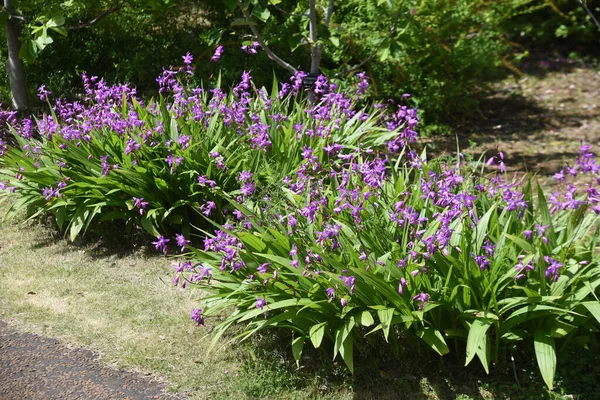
[234,330,600,400]
[23,213,159,260]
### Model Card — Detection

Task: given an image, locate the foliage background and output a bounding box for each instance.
[1,0,599,128]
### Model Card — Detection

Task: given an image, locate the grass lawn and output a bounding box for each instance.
[0,202,598,400]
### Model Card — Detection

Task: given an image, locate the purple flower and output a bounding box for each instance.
[255,297,267,309]
[200,200,216,216]
[38,84,51,101]
[553,169,565,182]
[514,256,534,280]
[182,52,193,65]
[536,224,550,236]
[238,170,253,182]
[165,155,184,174]
[176,234,191,251]
[544,256,563,282]
[182,52,194,75]
[258,263,269,273]
[178,135,191,150]
[482,240,496,256]
[191,308,205,326]
[241,41,259,54]
[523,230,533,240]
[197,175,216,187]
[211,45,223,62]
[326,287,335,302]
[339,274,356,295]
[42,186,60,201]
[133,197,149,215]
[398,277,408,295]
[472,254,490,271]
[412,292,430,310]
[356,72,369,95]
[152,235,170,255]
[340,298,348,308]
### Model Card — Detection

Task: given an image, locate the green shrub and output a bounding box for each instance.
[181,140,600,389]
[0,64,403,241]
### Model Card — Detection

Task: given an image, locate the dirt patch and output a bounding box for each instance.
[426,63,600,187]
[0,321,185,400]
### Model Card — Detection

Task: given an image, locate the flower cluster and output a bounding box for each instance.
[0,52,405,240]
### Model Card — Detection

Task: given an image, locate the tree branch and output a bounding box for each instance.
[333,47,379,78]
[308,0,321,74]
[64,4,123,30]
[1,3,122,30]
[271,3,307,18]
[237,0,298,74]
[324,0,334,27]
[578,0,600,32]
[1,6,29,23]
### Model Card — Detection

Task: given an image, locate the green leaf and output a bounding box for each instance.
[291,336,305,366]
[534,329,556,390]
[355,310,375,327]
[252,6,271,22]
[465,319,492,373]
[141,214,160,236]
[583,301,600,324]
[505,233,535,254]
[378,46,390,61]
[417,328,449,356]
[19,39,38,62]
[288,33,305,52]
[222,0,237,11]
[309,322,327,348]
[377,308,394,342]
[230,18,256,27]
[340,334,354,373]
[46,14,65,27]
[69,202,89,241]
[549,320,575,338]
[238,298,316,322]
[34,33,54,50]
[55,206,67,230]
[474,203,497,251]
[238,232,266,252]
[334,319,355,360]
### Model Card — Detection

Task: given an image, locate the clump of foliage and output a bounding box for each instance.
[6,0,596,130]
[504,0,600,53]
[0,0,229,104]
[173,76,600,388]
[0,56,399,240]
[222,0,568,128]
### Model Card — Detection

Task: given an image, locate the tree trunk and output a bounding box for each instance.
[307,0,321,104]
[308,0,322,75]
[4,0,28,110]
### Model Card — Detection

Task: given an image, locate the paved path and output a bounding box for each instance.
[0,321,184,400]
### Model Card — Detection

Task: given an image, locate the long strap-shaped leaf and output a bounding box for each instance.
[465,318,492,373]
[534,329,556,390]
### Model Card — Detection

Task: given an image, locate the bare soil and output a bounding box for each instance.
[0,321,185,400]
[427,61,600,186]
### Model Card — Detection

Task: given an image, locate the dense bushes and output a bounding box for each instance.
[3,1,598,129]
[1,58,599,389]
[505,0,600,52]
